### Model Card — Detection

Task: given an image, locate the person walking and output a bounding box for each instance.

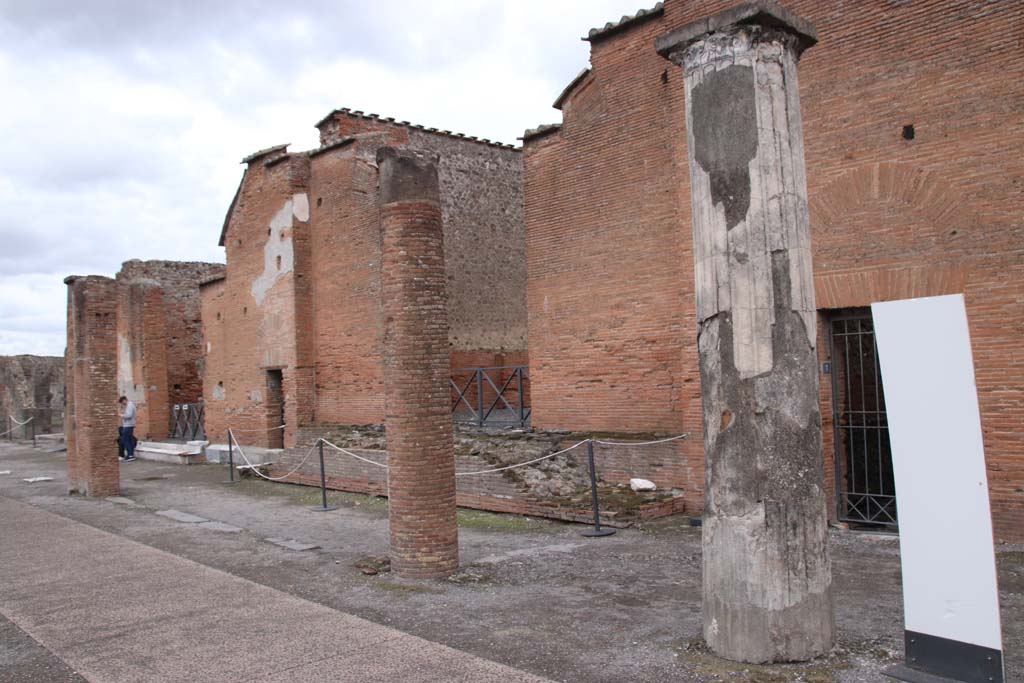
[118,396,138,462]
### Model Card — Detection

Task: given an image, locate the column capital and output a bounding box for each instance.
[655,1,816,68]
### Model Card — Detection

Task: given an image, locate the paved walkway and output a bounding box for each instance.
[0,496,550,683]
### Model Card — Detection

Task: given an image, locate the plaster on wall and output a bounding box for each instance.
[251,193,307,305]
[116,333,144,402]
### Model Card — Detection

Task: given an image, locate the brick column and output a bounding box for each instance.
[378,146,459,579]
[657,2,832,663]
[64,276,120,497]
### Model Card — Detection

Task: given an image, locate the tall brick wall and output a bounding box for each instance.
[64,275,120,497]
[202,149,310,449]
[524,0,1024,540]
[0,355,64,436]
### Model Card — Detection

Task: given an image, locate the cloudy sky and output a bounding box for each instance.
[0,0,647,356]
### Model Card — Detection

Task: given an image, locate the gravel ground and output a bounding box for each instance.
[0,441,1020,683]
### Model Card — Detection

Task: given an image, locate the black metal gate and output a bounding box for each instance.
[829,311,897,529]
[170,403,205,441]
[451,366,530,428]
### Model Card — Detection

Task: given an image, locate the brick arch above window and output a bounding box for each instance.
[809,162,980,310]
[809,161,980,234]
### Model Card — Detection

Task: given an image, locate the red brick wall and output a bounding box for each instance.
[309,138,388,426]
[202,152,310,449]
[116,280,169,441]
[116,260,224,407]
[525,0,1023,540]
[207,115,525,441]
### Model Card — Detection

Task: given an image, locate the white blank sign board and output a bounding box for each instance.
[872,294,1003,651]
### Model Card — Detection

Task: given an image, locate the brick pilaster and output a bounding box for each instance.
[65,276,120,497]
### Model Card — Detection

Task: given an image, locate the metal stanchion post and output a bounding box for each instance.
[311,440,337,512]
[224,430,238,485]
[582,439,615,538]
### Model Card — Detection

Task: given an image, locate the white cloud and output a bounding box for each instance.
[0,0,650,356]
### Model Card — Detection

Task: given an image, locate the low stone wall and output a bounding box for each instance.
[267,424,692,526]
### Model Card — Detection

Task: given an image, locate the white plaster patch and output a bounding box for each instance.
[117,333,145,402]
[251,193,307,305]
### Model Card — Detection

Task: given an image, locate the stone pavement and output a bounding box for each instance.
[0,496,550,683]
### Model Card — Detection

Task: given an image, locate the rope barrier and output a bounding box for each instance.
[0,417,34,438]
[455,439,590,477]
[320,438,389,469]
[227,428,319,482]
[592,433,689,446]
[221,429,687,482]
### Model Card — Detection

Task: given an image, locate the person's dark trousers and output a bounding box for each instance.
[117,427,126,459]
[122,426,136,458]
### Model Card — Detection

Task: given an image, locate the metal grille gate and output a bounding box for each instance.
[170,403,206,441]
[451,366,530,428]
[829,312,897,529]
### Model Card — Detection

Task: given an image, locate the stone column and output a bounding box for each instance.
[64,275,120,498]
[656,2,833,663]
[378,146,459,579]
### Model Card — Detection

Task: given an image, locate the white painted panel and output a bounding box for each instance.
[872,294,1002,650]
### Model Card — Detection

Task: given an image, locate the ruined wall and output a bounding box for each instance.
[523,0,1024,540]
[0,355,64,436]
[205,114,525,441]
[202,149,310,448]
[116,260,224,407]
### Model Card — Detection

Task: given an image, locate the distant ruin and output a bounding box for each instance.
[0,355,64,437]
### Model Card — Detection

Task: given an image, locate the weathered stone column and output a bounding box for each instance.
[64,275,120,498]
[656,2,833,663]
[378,146,459,579]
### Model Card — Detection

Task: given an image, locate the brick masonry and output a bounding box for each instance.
[114,260,224,441]
[523,0,1024,542]
[378,147,459,579]
[203,112,525,450]
[0,355,64,436]
[64,276,120,498]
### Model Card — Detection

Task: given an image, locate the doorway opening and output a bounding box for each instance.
[265,369,284,450]
[828,310,897,529]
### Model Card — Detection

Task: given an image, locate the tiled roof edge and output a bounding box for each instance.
[585,2,664,42]
[553,68,592,111]
[315,108,521,151]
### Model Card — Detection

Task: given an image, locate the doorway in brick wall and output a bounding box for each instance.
[266,369,284,450]
[828,310,897,530]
